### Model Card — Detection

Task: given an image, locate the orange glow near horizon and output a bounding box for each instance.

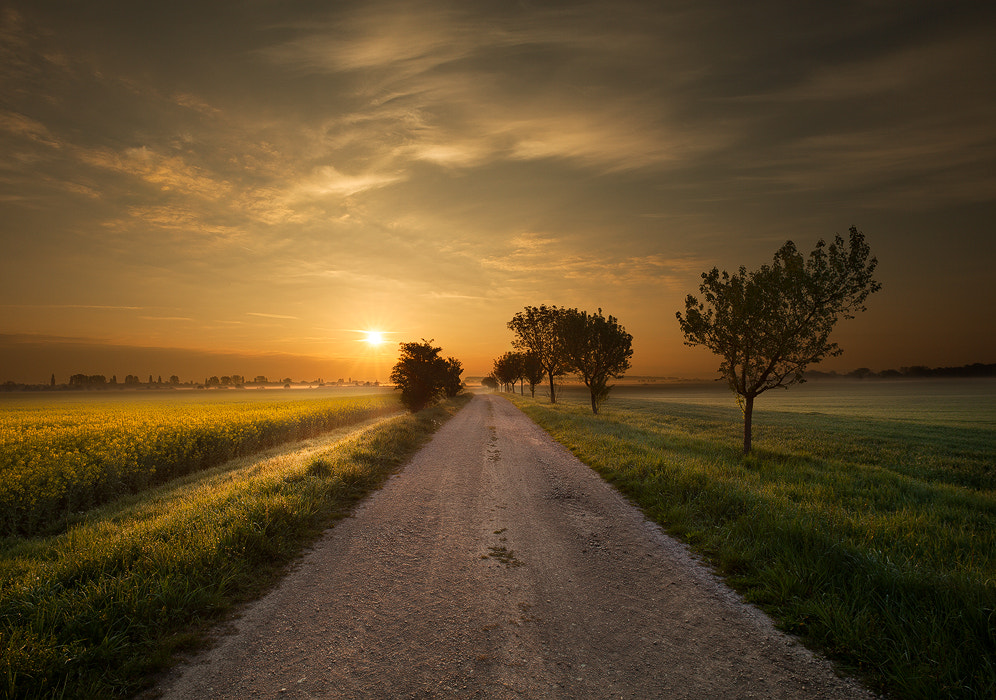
[1,4,994,386]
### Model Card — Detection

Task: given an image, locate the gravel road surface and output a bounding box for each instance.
[158,394,874,699]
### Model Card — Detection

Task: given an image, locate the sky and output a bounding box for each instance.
[2,0,995,384]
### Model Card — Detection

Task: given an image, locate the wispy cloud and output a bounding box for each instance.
[287,165,405,199]
[257,2,719,175]
[103,204,244,240]
[0,110,62,149]
[481,232,706,289]
[77,146,231,200]
[0,304,142,310]
[246,312,299,320]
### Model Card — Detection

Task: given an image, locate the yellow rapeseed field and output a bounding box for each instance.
[0,391,400,536]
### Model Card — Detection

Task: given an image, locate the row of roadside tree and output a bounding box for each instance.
[394,227,880,454]
[487,227,881,453]
[487,306,634,415]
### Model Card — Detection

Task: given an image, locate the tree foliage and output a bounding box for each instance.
[559,308,633,414]
[492,351,524,393]
[389,339,464,412]
[507,305,633,411]
[676,226,880,453]
[441,356,464,399]
[507,305,568,403]
[520,352,545,398]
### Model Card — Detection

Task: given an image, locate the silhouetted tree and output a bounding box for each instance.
[508,305,568,403]
[521,352,544,398]
[442,357,464,398]
[492,352,524,393]
[559,308,633,414]
[677,226,880,453]
[389,339,463,412]
[481,375,499,391]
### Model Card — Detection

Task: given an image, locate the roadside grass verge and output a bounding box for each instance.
[507,393,996,700]
[0,395,470,699]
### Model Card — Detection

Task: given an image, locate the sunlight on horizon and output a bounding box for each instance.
[362,330,386,346]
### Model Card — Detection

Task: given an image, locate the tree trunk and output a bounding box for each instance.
[548,371,557,403]
[742,393,754,454]
[519,378,524,395]
[590,389,598,414]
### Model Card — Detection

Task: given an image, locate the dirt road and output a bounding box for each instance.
[159,394,874,699]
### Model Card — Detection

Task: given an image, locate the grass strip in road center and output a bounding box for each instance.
[0,395,470,699]
[507,393,995,700]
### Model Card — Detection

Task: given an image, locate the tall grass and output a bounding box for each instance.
[508,392,996,700]
[0,396,469,699]
[0,394,399,536]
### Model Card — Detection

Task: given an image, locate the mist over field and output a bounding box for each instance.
[572,378,996,428]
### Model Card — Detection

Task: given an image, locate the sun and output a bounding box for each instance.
[363,330,386,346]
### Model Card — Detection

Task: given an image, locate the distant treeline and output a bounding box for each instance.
[806,362,996,380]
[1,374,381,392]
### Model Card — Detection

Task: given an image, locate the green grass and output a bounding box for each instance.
[508,391,996,700]
[0,395,469,699]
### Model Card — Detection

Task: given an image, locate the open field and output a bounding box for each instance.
[508,379,996,699]
[604,377,996,428]
[0,395,469,699]
[0,389,399,537]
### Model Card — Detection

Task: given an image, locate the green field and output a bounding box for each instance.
[509,378,996,699]
[0,390,467,699]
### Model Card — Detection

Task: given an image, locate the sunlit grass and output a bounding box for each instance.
[0,395,470,699]
[508,391,996,700]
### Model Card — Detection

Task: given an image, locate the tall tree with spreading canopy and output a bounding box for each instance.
[559,308,633,414]
[507,305,568,403]
[676,226,880,453]
[389,339,463,412]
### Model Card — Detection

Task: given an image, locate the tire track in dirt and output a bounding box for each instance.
[158,394,874,699]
